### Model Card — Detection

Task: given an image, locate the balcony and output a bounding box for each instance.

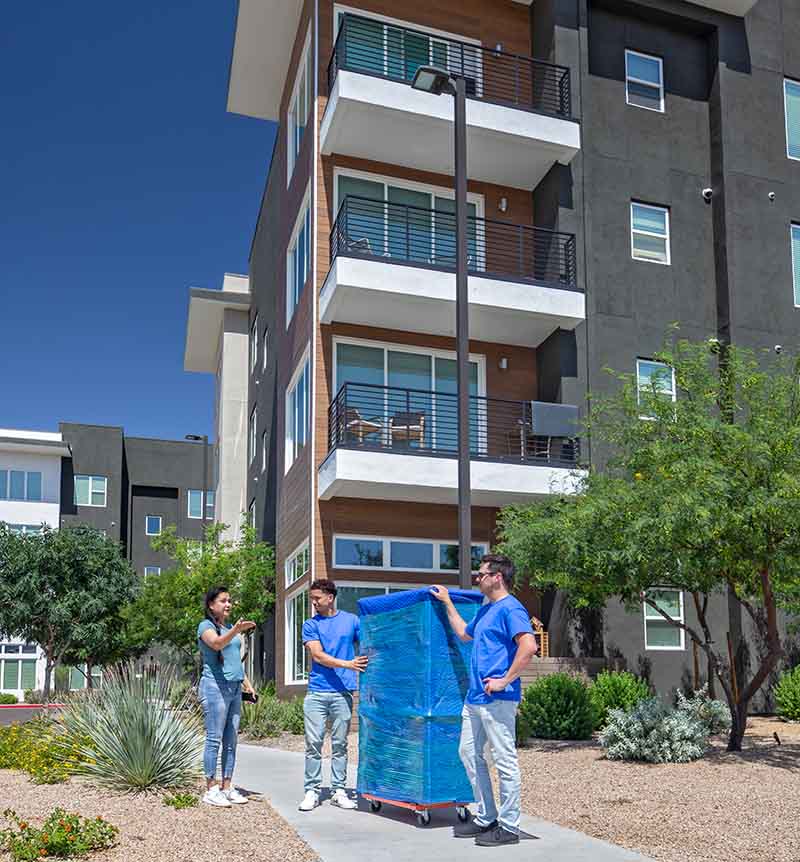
[321,14,580,189]
[318,383,586,507]
[320,196,584,347]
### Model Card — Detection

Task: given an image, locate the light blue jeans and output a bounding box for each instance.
[459,700,522,834]
[303,690,353,792]
[199,676,242,780]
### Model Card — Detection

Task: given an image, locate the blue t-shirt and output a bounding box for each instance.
[465,595,533,705]
[302,611,360,693]
[197,619,245,683]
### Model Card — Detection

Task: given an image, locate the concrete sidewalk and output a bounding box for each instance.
[234,744,655,862]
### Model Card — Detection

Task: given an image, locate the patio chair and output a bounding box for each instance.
[530,615,550,659]
[343,407,382,444]
[389,411,426,448]
[346,236,373,255]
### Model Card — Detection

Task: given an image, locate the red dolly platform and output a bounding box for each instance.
[362,793,472,828]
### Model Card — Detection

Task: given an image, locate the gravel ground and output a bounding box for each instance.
[258,717,800,862]
[0,772,318,862]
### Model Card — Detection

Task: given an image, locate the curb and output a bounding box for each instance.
[0,704,66,709]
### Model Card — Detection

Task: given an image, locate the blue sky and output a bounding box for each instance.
[1,2,276,441]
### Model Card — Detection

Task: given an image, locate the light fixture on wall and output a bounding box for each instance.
[498,197,508,213]
[495,43,503,54]
[499,357,509,370]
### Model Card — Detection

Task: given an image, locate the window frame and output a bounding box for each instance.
[625,49,664,113]
[333,533,489,573]
[187,489,215,520]
[262,327,269,372]
[791,224,800,308]
[630,202,671,266]
[144,566,161,577]
[285,586,310,685]
[74,475,107,508]
[250,313,259,373]
[285,350,311,473]
[285,540,310,588]
[286,192,312,327]
[145,515,162,537]
[261,430,268,473]
[0,470,42,502]
[784,78,800,162]
[249,405,258,464]
[636,358,676,419]
[248,499,256,528]
[287,27,313,185]
[642,588,685,651]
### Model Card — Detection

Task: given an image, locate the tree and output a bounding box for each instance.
[126,523,275,664]
[0,525,140,701]
[498,338,800,751]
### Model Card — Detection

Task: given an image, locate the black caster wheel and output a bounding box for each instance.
[369,800,382,812]
[416,810,431,827]
[457,806,470,822]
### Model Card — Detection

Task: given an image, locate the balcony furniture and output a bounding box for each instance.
[389,411,426,447]
[344,408,383,444]
[346,236,373,255]
[530,616,550,659]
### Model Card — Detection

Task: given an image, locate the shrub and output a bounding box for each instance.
[0,719,82,784]
[59,664,204,792]
[590,671,651,730]
[162,792,198,810]
[284,697,305,735]
[515,711,533,746]
[675,685,731,734]
[241,688,290,738]
[0,808,117,862]
[600,696,710,763]
[23,691,44,705]
[0,694,18,705]
[774,665,800,721]
[518,673,596,740]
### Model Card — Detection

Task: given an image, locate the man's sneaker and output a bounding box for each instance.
[225,788,248,805]
[202,786,232,808]
[454,817,498,838]
[298,790,319,812]
[474,825,520,847]
[330,789,358,810]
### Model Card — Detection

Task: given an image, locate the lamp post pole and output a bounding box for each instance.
[201,434,209,551]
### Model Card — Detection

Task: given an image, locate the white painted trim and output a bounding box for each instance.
[285,586,310,684]
[643,588,685,651]
[625,49,664,114]
[333,532,489,573]
[636,357,676,420]
[333,4,481,49]
[287,26,313,185]
[285,346,311,474]
[249,313,259,373]
[310,0,320,587]
[144,566,161,577]
[285,538,310,588]
[784,78,800,162]
[630,202,671,266]
[249,404,258,464]
[74,475,108,508]
[286,185,313,328]
[145,515,162,536]
[791,224,800,308]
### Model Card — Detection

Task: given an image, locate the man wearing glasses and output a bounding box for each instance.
[431,553,537,847]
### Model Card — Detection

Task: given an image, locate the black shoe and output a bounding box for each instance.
[475,826,520,847]
[454,817,498,838]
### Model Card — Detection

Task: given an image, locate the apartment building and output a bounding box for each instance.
[201,0,796,700]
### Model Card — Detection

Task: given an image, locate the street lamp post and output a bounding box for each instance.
[412,66,472,590]
[185,434,209,550]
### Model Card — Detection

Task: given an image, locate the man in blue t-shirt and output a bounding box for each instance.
[298,578,367,813]
[432,554,537,847]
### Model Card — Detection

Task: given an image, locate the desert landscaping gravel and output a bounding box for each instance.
[0,771,319,862]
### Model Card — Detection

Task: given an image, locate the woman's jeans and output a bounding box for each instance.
[199,676,242,781]
[303,690,353,792]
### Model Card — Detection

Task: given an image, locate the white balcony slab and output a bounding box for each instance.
[321,71,580,190]
[320,257,584,348]
[318,448,585,507]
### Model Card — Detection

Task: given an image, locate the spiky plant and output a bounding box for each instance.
[59,664,204,792]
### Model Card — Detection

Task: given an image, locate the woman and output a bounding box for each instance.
[197,586,257,807]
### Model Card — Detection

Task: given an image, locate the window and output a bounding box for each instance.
[288,30,313,182]
[145,515,162,536]
[792,225,800,306]
[262,327,269,372]
[144,566,161,577]
[333,535,488,573]
[625,50,664,112]
[286,588,310,683]
[68,664,103,691]
[285,357,310,471]
[0,471,42,502]
[334,583,409,616]
[5,524,44,536]
[249,406,258,464]
[261,430,268,472]
[784,79,800,160]
[248,499,256,528]
[285,542,310,587]
[287,204,311,324]
[0,655,37,692]
[631,203,670,265]
[250,314,259,373]
[74,475,107,507]
[188,490,215,520]
[205,490,215,520]
[643,588,685,650]
[636,359,676,417]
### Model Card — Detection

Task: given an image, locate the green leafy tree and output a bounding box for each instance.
[126,523,275,663]
[0,525,140,701]
[498,338,800,751]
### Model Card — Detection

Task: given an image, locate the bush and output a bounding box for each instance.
[284,697,305,735]
[59,664,204,792]
[515,711,533,746]
[0,694,18,705]
[675,685,731,734]
[518,673,596,740]
[23,691,44,705]
[774,665,800,721]
[240,687,305,738]
[0,719,82,784]
[589,671,650,730]
[0,808,117,862]
[162,792,198,810]
[600,696,710,763]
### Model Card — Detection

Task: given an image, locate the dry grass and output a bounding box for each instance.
[0,771,318,862]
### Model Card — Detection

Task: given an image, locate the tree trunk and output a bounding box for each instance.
[86,662,94,689]
[727,700,749,752]
[42,660,53,707]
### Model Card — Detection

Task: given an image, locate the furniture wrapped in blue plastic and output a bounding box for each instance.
[356,587,484,806]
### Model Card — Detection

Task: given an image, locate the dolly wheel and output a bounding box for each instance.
[457,806,470,823]
[417,810,431,827]
[369,800,382,812]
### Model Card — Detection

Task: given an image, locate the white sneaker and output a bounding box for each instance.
[330,789,358,810]
[298,790,319,812]
[225,788,248,804]
[202,786,232,808]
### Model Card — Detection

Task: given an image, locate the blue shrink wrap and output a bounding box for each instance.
[356,587,484,805]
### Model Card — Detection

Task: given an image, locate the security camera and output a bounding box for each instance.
[702,188,713,203]
[775,345,783,354]
[769,192,776,201]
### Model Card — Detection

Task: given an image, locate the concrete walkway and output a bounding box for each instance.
[234,744,654,862]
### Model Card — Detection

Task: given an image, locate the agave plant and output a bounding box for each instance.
[59,664,204,792]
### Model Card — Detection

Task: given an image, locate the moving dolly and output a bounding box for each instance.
[362,793,471,828]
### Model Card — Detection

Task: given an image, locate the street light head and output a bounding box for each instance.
[185,434,203,442]
[411,65,454,96]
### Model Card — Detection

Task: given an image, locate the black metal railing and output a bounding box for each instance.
[328,383,581,467]
[328,13,572,118]
[330,196,578,290]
